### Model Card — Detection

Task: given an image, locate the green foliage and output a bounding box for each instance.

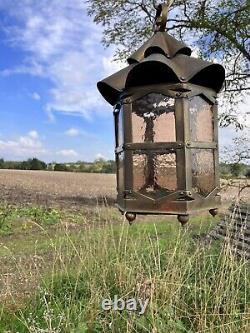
[0,205,12,235]
[0,205,62,235]
[230,162,244,177]
[0,158,4,168]
[220,162,248,178]
[0,157,116,173]
[56,159,116,174]
[24,206,62,226]
[88,158,116,173]
[22,158,47,170]
[54,163,69,171]
[0,157,47,170]
[29,158,47,170]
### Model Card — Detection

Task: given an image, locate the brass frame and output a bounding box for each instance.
[114,83,220,217]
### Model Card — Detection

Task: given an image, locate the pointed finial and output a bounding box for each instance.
[154,3,170,33]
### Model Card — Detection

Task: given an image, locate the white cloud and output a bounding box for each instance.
[0,131,46,158]
[28,130,39,139]
[31,92,41,101]
[95,153,106,160]
[102,56,125,77]
[56,149,79,158]
[0,0,113,120]
[1,61,45,77]
[65,128,80,137]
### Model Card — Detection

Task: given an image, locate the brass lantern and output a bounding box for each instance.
[97,4,225,224]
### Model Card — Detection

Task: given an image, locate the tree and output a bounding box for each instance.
[19,160,29,170]
[222,134,250,164]
[221,134,250,179]
[87,0,249,128]
[91,158,107,173]
[27,158,47,170]
[230,163,244,177]
[0,158,4,169]
[245,169,250,179]
[54,163,68,172]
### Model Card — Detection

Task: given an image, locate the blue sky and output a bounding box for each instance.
[0,0,249,163]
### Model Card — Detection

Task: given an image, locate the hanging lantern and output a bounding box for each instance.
[97,3,225,224]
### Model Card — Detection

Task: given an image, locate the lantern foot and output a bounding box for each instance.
[209,208,218,217]
[177,214,189,226]
[125,212,136,225]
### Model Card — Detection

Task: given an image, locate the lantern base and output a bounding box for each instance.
[209,208,218,217]
[116,191,221,216]
[177,214,189,225]
[125,212,137,225]
[116,193,220,226]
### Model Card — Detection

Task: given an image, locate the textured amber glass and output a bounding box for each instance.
[132,154,147,191]
[133,153,177,194]
[192,149,215,196]
[155,154,177,190]
[190,96,214,142]
[132,93,176,143]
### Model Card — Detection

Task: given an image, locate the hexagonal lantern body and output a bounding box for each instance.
[97,5,225,223]
[113,83,220,220]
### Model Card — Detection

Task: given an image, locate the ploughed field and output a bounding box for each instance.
[0,169,116,209]
[0,169,249,209]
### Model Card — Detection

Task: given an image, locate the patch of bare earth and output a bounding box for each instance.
[0,169,116,209]
[220,179,250,206]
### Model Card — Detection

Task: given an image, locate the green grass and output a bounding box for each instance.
[0,205,249,333]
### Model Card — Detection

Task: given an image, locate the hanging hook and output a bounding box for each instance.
[154,3,170,33]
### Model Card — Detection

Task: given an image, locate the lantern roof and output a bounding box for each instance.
[97,5,225,106]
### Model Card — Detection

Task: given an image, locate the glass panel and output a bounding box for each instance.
[133,153,177,196]
[118,108,124,147]
[155,154,177,191]
[117,152,124,192]
[190,96,214,142]
[132,93,175,143]
[132,154,147,192]
[192,149,215,196]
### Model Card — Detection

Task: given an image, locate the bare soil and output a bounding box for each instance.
[0,170,117,209]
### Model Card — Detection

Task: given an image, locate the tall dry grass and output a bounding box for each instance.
[1,210,250,333]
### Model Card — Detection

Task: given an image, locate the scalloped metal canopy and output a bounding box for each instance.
[97,5,225,106]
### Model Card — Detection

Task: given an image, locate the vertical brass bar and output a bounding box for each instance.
[123,101,133,197]
[114,106,119,193]
[213,101,220,188]
[113,105,119,148]
[175,97,192,191]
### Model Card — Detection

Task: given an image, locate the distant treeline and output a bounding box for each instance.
[220,162,250,178]
[0,158,116,174]
[0,158,249,177]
